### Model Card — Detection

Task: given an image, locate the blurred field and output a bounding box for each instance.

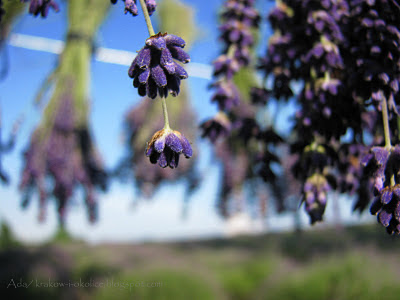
[1,224,400,300]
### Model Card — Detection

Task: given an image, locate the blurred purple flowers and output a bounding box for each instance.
[206,0,260,113]
[128,32,190,99]
[20,95,107,224]
[22,0,59,18]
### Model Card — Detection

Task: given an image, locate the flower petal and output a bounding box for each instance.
[165,34,186,48]
[174,63,188,79]
[136,47,151,69]
[151,65,167,87]
[138,68,150,84]
[169,153,180,169]
[169,46,190,63]
[154,135,166,152]
[158,152,168,168]
[166,133,183,153]
[160,49,176,74]
[179,134,192,158]
[146,36,166,50]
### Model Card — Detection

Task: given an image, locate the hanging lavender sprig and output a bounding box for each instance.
[126,0,192,169]
[19,0,109,225]
[201,0,260,143]
[200,0,287,218]
[116,0,198,197]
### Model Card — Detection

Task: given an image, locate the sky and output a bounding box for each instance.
[0,0,375,244]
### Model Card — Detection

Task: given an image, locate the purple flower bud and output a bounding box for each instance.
[145,0,156,16]
[124,0,138,16]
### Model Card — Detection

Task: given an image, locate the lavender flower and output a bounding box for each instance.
[111,0,138,16]
[145,0,156,15]
[146,128,192,169]
[200,112,231,143]
[118,96,198,197]
[221,0,260,27]
[303,174,330,224]
[362,146,391,193]
[111,0,157,16]
[211,80,240,111]
[370,185,400,235]
[22,0,59,18]
[213,54,240,80]
[128,32,190,99]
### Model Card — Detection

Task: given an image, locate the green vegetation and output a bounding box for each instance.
[1,224,400,299]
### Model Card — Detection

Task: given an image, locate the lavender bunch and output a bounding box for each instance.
[20,94,107,223]
[19,0,110,225]
[259,0,377,224]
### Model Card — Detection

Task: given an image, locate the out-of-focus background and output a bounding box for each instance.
[0,0,398,299]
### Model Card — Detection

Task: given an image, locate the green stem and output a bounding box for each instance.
[227,44,236,58]
[139,0,171,130]
[162,97,170,130]
[139,0,155,36]
[381,93,395,186]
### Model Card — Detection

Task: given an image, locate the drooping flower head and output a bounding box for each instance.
[128,32,190,99]
[145,128,192,169]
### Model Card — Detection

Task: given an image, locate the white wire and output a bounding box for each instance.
[8,33,213,80]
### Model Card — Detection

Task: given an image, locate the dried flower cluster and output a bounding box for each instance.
[128,32,190,99]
